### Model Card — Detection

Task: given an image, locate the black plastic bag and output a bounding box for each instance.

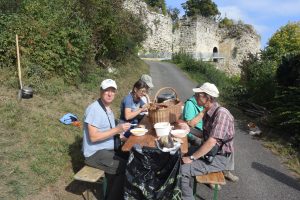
[124,145,181,200]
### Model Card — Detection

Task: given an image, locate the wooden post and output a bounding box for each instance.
[16,34,23,89]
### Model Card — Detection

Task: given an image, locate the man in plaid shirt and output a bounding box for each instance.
[181,82,237,200]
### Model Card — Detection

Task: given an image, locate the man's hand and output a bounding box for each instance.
[182,156,193,164]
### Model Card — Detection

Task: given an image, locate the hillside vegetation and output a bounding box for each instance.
[0,0,146,93]
[0,0,149,199]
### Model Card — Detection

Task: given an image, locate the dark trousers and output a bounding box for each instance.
[85,149,127,200]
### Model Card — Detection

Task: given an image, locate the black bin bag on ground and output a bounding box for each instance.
[124,145,181,200]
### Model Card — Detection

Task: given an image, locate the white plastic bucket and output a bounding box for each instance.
[154,122,172,137]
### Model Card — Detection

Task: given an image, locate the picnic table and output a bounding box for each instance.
[121,115,188,154]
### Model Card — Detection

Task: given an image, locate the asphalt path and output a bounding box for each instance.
[145,60,300,200]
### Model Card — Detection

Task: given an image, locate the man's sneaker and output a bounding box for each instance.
[223,171,239,182]
[208,184,221,190]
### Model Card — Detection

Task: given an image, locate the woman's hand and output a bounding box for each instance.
[141,104,149,112]
[117,123,131,132]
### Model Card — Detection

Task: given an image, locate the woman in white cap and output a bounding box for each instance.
[82,79,130,200]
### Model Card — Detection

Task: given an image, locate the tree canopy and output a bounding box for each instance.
[263,22,300,62]
[168,7,180,23]
[144,0,167,15]
[182,0,220,18]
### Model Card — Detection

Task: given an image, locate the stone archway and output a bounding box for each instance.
[213,47,218,62]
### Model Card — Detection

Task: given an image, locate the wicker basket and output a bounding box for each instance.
[148,87,183,124]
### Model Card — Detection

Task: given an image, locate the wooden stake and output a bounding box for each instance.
[16,34,23,89]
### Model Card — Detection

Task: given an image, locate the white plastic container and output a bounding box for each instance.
[171,129,188,138]
[130,128,148,136]
[154,122,172,137]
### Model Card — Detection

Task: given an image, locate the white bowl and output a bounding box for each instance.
[154,122,172,137]
[171,129,188,138]
[130,128,148,136]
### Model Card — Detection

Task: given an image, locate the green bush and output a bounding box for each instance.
[269,87,300,146]
[79,0,146,63]
[172,51,193,65]
[144,0,167,15]
[219,17,234,28]
[268,52,300,143]
[240,53,277,104]
[0,0,91,86]
[236,22,300,152]
[276,52,300,87]
[171,51,237,101]
[0,0,146,92]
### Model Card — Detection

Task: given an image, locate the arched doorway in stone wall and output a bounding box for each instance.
[213,47,218,62]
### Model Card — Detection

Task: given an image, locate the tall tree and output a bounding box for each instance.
[168,7,180,23]
[168,7,180,32]
[182,0,220,18]
[263,22,300,63]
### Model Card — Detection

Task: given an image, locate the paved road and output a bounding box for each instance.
[145,60,300,200]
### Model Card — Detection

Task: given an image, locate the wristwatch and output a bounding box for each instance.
[190,155,196,161]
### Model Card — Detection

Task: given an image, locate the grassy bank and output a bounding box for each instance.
[0,56,148,199]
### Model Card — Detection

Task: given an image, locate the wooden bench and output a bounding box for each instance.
[74,165,106,200]
[193,171,226,200]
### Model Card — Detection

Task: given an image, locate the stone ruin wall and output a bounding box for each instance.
[174,16,261,75]
[217,27,261,75]
[231,33,260,74]
[124,0,261,76]
[174,18,198,54]
[195,16,221,60]
[123,0,173,56]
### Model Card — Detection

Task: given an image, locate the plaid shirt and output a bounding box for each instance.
[203,102,235,153]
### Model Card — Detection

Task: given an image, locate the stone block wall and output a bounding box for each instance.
[173,16,260,75]
[124,0,173,55]
[195,16,221,60]
[177,18,198,54]
[217,25,261,75]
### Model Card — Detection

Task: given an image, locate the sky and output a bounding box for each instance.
[165,0,300,49]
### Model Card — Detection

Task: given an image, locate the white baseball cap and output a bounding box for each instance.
[192,82,219,97]
[140,74,154,88]
[100,79,117,90]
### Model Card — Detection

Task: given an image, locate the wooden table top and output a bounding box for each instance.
[121,116,188,154]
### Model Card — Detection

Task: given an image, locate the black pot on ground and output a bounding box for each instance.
[21,86,33,99]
